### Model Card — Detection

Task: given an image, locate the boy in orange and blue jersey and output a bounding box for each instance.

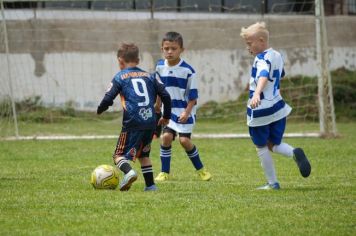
[97,43,171,191]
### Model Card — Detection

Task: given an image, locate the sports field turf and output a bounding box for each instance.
[0,123,354,235]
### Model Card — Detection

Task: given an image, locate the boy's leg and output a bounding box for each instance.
[114,155,137,191]
[273,143,311,177]
[114,156,132,174]
[269,118,311,177]
[179,135,212,181]
[249,125,279,189]
[155,128,174,181]
[256,146,278,185]
[139,157,157,191]
[138,130,158,190]
[113,131,138,191]
[180,135,202,170]
[113,132,134,174]
[271,142,294,157]
[268,117,293,158]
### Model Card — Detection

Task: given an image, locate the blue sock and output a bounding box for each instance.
[186,145,203,170]
[160,145,171,173]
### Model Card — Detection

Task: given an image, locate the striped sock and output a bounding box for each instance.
[186,145,203,170]
[116,159,132,174]
[141,165,154,187]
[160,145,171,173]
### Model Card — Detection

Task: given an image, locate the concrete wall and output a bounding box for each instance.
[1,11,355,110]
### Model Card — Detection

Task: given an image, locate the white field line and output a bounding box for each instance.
[1,133,321,141]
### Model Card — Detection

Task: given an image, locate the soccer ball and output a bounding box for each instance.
[90,165,119,189]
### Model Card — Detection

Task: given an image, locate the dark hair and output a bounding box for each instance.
[162,31,183,48]
[117,43,139,63]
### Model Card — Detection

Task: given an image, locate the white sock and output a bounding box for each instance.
[272,143,294,158]
[257,146,278,184]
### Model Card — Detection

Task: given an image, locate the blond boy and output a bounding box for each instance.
[240,22,311,190]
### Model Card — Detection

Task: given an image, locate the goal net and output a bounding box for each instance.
[1,0,348,140]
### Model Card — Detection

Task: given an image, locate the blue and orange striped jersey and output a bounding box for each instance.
[98,66,171,131]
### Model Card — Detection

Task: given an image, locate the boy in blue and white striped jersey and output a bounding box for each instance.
[240,22,311,190]
[154,32,211,182]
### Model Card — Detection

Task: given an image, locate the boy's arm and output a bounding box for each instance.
[153,71,163,113]
[179,71,198,123]
[178,99,196,123]
[154,79,171,126]
[250,76,268,109]
[154,96,162,113]
[97,80,120,114]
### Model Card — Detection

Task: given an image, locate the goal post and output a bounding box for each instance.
[315,0,337,137]
[0,0,18,138]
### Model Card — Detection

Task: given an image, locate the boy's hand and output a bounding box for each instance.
[97,98,113,115]
[250,77,268,109]
[97,105,108,115]
[178,111,189,123]
[158,117,169,126]
[250,94,261,109]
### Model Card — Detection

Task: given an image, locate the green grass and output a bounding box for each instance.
[0,123,355,235]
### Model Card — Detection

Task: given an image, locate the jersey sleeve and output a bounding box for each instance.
[256,59,270,79]
[187,72,198,100]
[154,71,163,84]
[281,68,286,78]
[97,77,121,114]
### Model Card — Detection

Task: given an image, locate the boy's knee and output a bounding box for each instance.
[256,145,269,156]
[179,137,193,150]
[113,155,125,165]
[267,141,275,151]
[161,133,173,146]
[139,156,151,166]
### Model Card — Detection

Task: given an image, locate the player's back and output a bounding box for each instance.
[114,67,157,131]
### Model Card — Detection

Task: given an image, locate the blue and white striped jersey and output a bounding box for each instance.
[156,59,198,133]
[247,48,292,127]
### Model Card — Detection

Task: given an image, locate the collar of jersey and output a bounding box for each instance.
[164,58,183,68]
[122,66,141,72]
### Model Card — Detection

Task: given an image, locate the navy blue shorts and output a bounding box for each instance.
[249,117,286,147]
[113,129,155,161]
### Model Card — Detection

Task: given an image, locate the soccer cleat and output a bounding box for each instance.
[197,168,212,181]
[257,182,281,190]
[155,172,169,182]
[144,184,158,191]
[293,148,311,178]
[119,169,138,191]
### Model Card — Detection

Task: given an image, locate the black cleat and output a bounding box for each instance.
[293,148,311,178]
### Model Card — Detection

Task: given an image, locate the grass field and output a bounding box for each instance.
[0,122,355,235]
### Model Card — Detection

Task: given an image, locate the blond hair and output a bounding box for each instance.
[240,22,269,41]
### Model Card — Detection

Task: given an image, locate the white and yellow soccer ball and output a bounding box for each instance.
[91,165,119,189]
